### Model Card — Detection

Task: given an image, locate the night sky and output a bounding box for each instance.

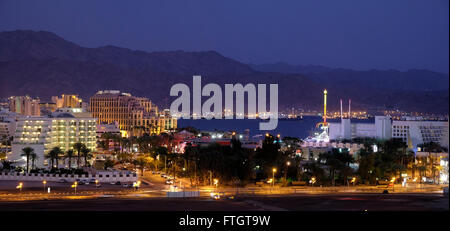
[0,0,448,73]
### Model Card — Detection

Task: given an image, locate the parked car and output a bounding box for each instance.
[58,179,68,183]
[165,180,174,185]
[89,179,97,184]
[81,180,89,185]
[160,174,166,178]
[114,181,121,185]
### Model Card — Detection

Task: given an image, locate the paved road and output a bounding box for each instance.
[0,193,447,211]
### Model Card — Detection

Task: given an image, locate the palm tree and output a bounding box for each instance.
[73,142,85,169]
[65,149,75,169]
[47,147,63,169]
[21,147,35,173]
[81,146,92,167]
[1,159,12,170]
[420,142,446,183]
[30,152,38,170]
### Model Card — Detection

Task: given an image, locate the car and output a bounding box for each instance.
[165,180,174,185]
[81,180,89,185]
[160,174,166,178]
[110,182,116,185]
[58,179,68,183]
[89,179,97,184]
[210,192,221,200]
[114,181,121,185]
[123,183,129,188]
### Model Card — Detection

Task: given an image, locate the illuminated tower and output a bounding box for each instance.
[312,89,330,143]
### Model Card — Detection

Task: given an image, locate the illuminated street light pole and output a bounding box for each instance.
[16,182,23,193]
[43,180,47,192]
[72,181,78,194]
[285,161,290,182]
[213,178,218,191]
[272,168,277,189]
[310,177,316,187]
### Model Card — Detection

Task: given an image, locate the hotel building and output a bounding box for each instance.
[8,96,40,116]
[328,116,449,149]
[51,94,88,111]
[392,120,449,149]
[89,90,177,136]
[9,108,97,168]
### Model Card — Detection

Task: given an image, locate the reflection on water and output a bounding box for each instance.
[177,116,323,139]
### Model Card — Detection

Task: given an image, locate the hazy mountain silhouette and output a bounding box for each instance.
[251,63,449,91]
[0,30,448,114]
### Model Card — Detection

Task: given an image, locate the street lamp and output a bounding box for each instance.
[213,179,218,189]
[95,179,99,188]
[285,161,291,182]
[43,180,47,192]
[351,177,356,186]
[71,181,78,194]
[272,168,277,189]
[310,177,316,186]
[16,182,23,192]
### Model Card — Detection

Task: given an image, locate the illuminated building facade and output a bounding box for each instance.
[9,108,97,168]
[392,120,449,149]
[89,90,177,136]
[8,96,40,116]
[51,94,87,111]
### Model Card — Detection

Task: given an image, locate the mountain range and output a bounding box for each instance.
[0,30,448,114]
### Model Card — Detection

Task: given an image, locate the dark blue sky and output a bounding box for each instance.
[0,0,448,73]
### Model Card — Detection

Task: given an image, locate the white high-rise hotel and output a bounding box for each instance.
[329,116,449,149]
[9,108,97,169]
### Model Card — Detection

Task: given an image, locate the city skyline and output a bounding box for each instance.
[0,0,448,220]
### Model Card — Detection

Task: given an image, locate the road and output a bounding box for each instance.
[0,172,448,211]
[0,193,447,211]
